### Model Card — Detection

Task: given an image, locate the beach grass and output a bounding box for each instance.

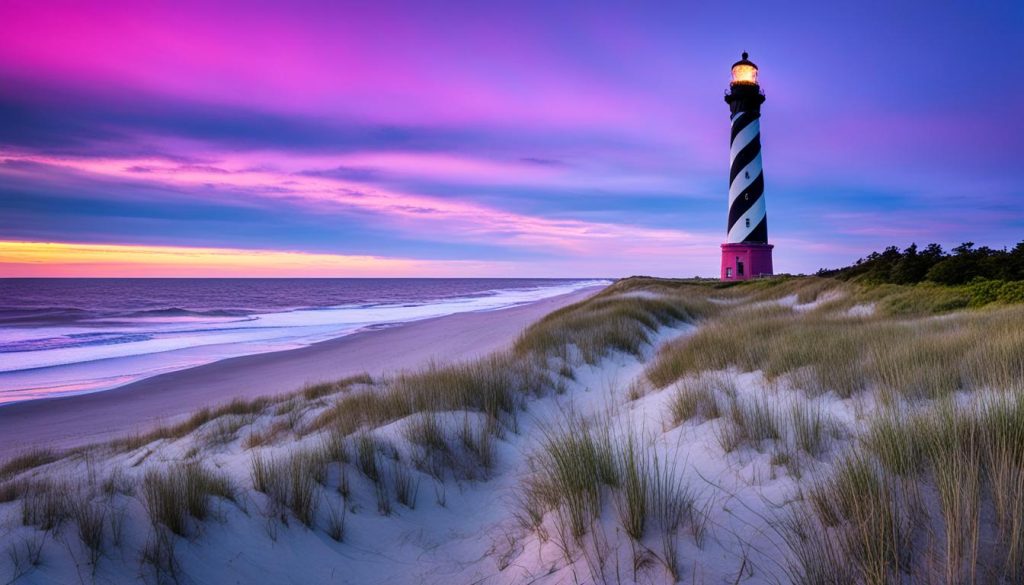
[113,396,274,452]
[21,479,70,530]
[301,373,372,401]
[521,415,618,543]
[2,274,1023,583]
[667,374,723,426]
[325,496,347,542]
[391,461,419,509]
[513,285,718,364]
[308,353,541,439]
[784,394,1024,582]
[71,491,106,568]
[519,413,698,577]
[646,296,1024,405]
[0,448,59,481]
[250,447,326,526]
[142,462,234,536]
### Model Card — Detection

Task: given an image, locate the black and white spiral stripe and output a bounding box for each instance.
[727,110,767,243]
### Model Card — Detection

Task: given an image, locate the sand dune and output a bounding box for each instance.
[3,278,1022,583]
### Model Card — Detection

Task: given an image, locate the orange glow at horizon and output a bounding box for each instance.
[0,241,495,277]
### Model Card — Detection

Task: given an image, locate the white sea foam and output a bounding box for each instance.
[0,279,609,402]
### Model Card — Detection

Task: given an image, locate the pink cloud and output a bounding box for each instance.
[0,148,720,258]
[0,1,661,132]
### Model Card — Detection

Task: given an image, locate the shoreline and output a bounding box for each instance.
[0,285,604,455]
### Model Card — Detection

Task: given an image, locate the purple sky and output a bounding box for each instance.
[1,0,1021,277]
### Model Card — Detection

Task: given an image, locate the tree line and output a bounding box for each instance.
[818,241,1024,285]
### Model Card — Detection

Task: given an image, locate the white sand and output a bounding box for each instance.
[0,314,857,584]
[0,289,898,584]
[0,287,603,455]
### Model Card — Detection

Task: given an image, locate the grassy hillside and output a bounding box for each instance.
[818,241,1024,308]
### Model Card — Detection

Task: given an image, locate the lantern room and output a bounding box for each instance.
[730,52,759,86]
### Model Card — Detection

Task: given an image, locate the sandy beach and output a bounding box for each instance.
[0,286,602,455]
[2,278,1021,584]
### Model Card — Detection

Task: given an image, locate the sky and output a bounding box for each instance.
[1,0,1021,278]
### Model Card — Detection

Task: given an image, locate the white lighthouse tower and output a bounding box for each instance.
[720,52,774,280]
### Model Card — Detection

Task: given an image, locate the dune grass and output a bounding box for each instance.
[514,282,718,364]
[647,298,1024,405]
[667,374,724,427]
[459,415,497,474]
[404,413,448,453]
[785,395,1024,583]
[325,496,347,542]
[788,402,833,458]
[308,353,543,439]
[521,416,618,543]
[624,277,1024,581]
[519,414,698,575]
[287,458,322,527]
[21,479,70,530]
[250,447,327,527]
[0,448,59,481]
[391,461,419,509]
[140,527,180,582]
[114,396,274,452]
[71,492,106,568]
[203,414,256,447]
[400,413,498,481]
[713,390,784,454]
[2,276,703,487]
[403,414,454,479]
[1,274,1021,583]
[795,451,910,584]
[142,462,234,536]
[355,433,384,484]
[5,532,45,583]
[0,477,30,504]
[301,373,372,401]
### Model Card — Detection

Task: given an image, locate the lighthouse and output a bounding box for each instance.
[721,52,773,280]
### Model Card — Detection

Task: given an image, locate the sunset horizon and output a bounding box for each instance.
[3,1,1020,278]
[2,3,1022,584]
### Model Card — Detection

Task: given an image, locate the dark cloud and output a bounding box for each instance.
[0,79,480,157]
[519,157,566,167]
[0,77,652,172]
[298,165,383,182]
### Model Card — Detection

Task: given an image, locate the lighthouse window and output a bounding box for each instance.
[725,267,733,278]
[745,218,750,228]
[731,63,758,85]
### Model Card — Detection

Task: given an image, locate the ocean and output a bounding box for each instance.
[0,278,609,404]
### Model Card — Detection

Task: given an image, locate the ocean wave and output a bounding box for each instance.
[120,307,253,318]
[0,307,93,326]
[0,332,154,354]
[0,279,611,392]
[0,305,254,326]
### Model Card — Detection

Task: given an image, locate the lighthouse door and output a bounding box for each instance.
[737,260,745,277]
